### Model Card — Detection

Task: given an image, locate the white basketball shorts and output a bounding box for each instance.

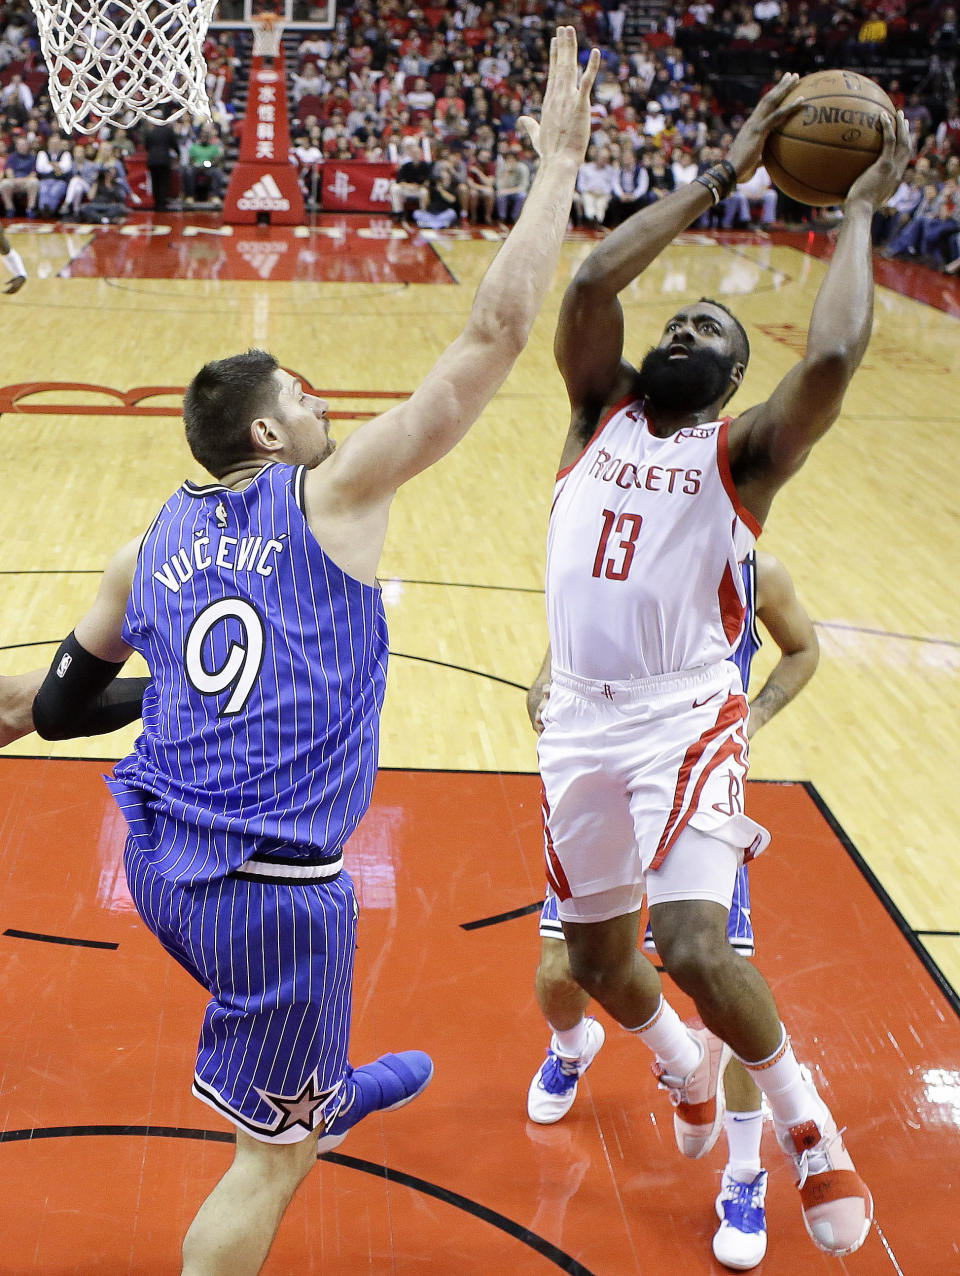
[537,660,769,918]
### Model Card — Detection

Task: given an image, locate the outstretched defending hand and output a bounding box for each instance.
[845,110,912,209]
[516,27,600,164]
[726,73,803,182]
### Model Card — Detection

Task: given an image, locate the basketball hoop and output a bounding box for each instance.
[27,0,218,135]
[251,12,283,60]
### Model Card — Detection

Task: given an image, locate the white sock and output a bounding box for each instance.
[627,997,700,1076]
[2,249,24,277]
[552,1017,590,1058]
[724,1109,764,1179]
[738,1025,818,1130]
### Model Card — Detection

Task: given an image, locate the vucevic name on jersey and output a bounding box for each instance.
[109,462,388,884]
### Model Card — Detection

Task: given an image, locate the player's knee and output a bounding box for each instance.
[565,947,623,999]
[236,1129,317,1194]
[657,927,728,992]
[537,937,573,987]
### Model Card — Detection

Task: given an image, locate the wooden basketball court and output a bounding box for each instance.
[1,215,958,1272]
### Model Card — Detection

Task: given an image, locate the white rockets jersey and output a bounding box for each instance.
[545,395,761,680]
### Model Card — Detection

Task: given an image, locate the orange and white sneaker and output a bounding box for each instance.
[652,1024,731,1159]
[776,1094,873,1256]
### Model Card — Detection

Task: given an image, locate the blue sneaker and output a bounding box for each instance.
[713,1168,768,1270]
[526,1018,605,1124]
[317,1051,433,1152]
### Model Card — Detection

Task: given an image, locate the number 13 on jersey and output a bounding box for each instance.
[592,508,643,582]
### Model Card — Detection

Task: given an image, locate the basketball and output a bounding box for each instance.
[763,70,896,206]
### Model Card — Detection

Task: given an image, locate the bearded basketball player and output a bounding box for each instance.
[532,77,910,1259]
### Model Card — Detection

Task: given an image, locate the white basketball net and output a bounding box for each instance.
[251,13,283,58]
[27,0,218,135]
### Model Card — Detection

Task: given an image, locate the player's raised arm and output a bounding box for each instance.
[308,29,598,507]
[729,111,911,522]
[30,538,148,742]
[553,75,801,421]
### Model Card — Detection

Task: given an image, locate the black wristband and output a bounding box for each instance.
[696,162,737,204]
[695,170,724,204]
[717,158,737,189]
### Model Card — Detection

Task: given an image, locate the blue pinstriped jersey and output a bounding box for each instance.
[731,552,761,694]
[110,462,388,883]
[728,550,760,951]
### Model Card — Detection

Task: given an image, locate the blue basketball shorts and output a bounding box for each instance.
[539,861,755,957]
[125,836,358,1143]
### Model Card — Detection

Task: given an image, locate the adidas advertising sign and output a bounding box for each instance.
[237,174,290,212]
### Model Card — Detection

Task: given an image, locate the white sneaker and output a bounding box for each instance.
[652,1024,730,1158]
[775,1087,873,1256]
[527,1018,605,1124]
[713,1168,768,1270]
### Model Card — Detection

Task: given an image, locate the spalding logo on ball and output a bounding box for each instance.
[763,70,896,206]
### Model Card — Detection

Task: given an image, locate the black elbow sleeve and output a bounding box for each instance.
[33,633,144,741]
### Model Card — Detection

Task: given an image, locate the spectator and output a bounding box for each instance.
[884,181,958,265]
[1,73,33,114]
[292,132,324,205]
[671,144,699,188]
[0,16,29,67]
[935,100,960,156]
[722,164,779,228]
[434,77,467,121]
[882,182,942,257]
[110,128,136,159]
[412,159,459,228]
[465,145,495,223]
[733,6,762,40]
[406,76,436,114]
[75,165,128,223]
[292,61,324,103]
[297,31,332,61]
[858,11,887,43]
[181,125,225,206]
[390,137,432,218]
[607,3,627,43]
[93,142,131,202]
[143,108,179,213]
[0,134,38,217]
[494,149,529,224]
[643,100,667,139]
[645,150,676,201]
[610,141,649,223]
[871,170,924,245]
[59,142,99,218]
[35,132,72,216]
[576,144,617,226]
[902,94,932,137]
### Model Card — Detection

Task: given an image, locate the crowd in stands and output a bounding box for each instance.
[0,0,957,269]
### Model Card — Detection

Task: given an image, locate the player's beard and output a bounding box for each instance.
[638,345,737,414]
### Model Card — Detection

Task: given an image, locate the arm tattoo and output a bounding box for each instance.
[751,681,789,721]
